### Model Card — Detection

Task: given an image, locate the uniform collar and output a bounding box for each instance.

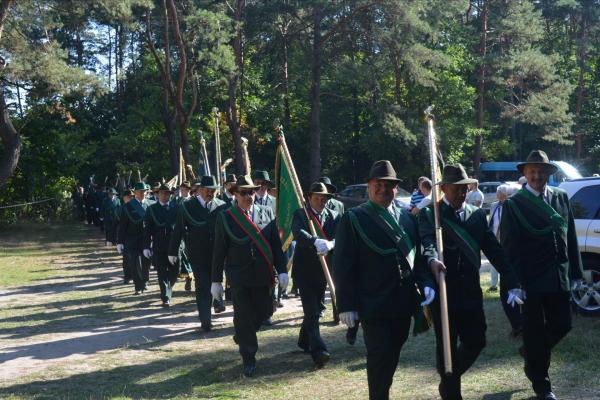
[525,183,548,199]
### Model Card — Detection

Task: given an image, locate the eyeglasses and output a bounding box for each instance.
[238,189,256,197]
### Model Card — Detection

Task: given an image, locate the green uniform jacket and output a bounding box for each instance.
[420,201,519,311]
[499,186,583,293]
[168,197,228,266]
[144,201,178,255]
[291,206,340,288]
[117,198,149,252]
[212,204,287,287]
[333,202,434,320]
[326,198,345,215]
[101,197,121,223]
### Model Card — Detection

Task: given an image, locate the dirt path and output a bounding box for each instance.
[0,227,304,382]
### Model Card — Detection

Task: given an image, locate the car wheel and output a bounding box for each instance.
[571,262,600,316]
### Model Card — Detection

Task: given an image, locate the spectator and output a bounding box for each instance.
[466,181,484,207]
[409,176,428,210]
[411,178,432,215]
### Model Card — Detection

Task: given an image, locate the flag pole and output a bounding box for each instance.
[425,106,452,375]
[213,107,223,191]
[276,125,337,310]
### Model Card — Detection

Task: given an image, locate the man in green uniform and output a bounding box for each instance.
[500,151,584,400]
[175,181,193,291]
[211,175,288,377]
[169,176,229,331]
[116,189,133,284]
[318,176,345,215]
[252,170,276,212]
[333,160,435,400]
[144,184,179,307]
[117,182,151,295]
[292,181,340,368]
[419,164,523,400]
[100,188,120,246]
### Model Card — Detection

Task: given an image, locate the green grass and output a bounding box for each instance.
[0,223,599,400]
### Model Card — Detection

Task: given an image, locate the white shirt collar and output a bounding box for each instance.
[443,197,465,214]
[525,183,547,198]
[159,201,169,207]
[196,195,208,208]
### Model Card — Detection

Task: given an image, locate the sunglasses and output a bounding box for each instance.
[238,189,257,197]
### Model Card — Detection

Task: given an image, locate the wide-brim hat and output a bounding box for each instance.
[516,150,558,174]
[157,183,174,193]
[122,189,134,197]
[133,182,149,191]
[307,182,334,197]
[437,164,478,185]
[367,160,401,183]
[232,175,260,192]
[252,170,274,187]
[180,181,191,189]
[318,176,337,193]
[193,175,219,189]
[224,174,237,184]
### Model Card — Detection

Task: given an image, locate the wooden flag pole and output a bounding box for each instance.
[277,127,336,310]
[213,108,222,191]
[425,106,452,375]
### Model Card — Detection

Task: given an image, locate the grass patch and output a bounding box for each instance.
[0,223,599,400]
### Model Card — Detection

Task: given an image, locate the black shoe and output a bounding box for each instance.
[277,301,284,308]
[263,317,274,326]
[298,343,310,354]
[184,278,192,291]
[233,335,239,344]
[200,322,212,332]
[214,304,226,313]
[162,300,170,308]
[144,283,149,290]
[346,326,358,345]
[535,391,557,400]
[134,290,141,295]
[282,293,289,299]
[313,351,330,369]
[333,313,340,325]
[124,279,130,284]
[243,361,256,377]
[487,286,498,292]
[291,287,299,297]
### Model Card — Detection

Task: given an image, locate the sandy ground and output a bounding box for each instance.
[0,234,304,382]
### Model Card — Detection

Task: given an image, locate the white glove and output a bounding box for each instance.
[339,311,359,328]
[420,286,436,306]
[278,273,289,291]
[325,240,335,252]
[168,255,178,265]
[507,288,525,307]
[143,249,152,259]
[571,279,585,291]
[314,238,328,253]
[211,282,224,299]
[95,208,99,212]
[116,244,124,254]
[99,217,104,221]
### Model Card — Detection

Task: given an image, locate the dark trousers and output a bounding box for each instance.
[432,305,487,400]
[191,263,213,324]
[500,284,523,330]
[231,285,271,364]
[362,317,412,400]
[522,291,572,394]
[142,256,150,282]
[297,283,328,361]
[125,249,145,292]
[104,222,117,244]
[122,254,131,281]
[154,252,179,302]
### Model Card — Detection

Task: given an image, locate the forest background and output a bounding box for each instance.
[1,0,599,223]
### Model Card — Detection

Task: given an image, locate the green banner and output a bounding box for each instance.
[275,135,303,252]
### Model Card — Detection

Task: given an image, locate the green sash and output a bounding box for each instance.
[227,206,275,286]
[510,188,568,237]
[441,215,481,268]
[365,201,416,268]
[306,206,328,240]
[123,200,144,224]
[181,200,208,227]
[148,204,175,228]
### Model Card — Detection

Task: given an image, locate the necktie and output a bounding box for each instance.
[455,210,462,222]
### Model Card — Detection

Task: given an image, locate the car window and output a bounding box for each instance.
[339,188,353,197]
[396,187,411,198]
[351,187,366,199]
[570,185,600,220]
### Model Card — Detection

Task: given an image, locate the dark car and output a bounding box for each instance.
[337,183,411,210]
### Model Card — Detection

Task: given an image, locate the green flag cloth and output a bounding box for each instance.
[275,135,303,252]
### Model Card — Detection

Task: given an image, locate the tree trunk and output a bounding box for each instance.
[574,10,587,160]
[226,0,246,175]
[473,0,487,174]
[282,27,291,134]
[0,89,22,187]
[309,5,323,182]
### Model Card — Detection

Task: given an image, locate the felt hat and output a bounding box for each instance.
[122,189,134,197]
[516,150,558,174]
[180,181,191,189]
[232,175,260,192]
[224,174,237,184]
[307,182,334,197]
[133,182,149,191]
[367,160,400,183]
[318,176,337,193]
[157,183,174,193]
[193,176,219,189]
[252,170,274,187]
[437,164,478,185]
